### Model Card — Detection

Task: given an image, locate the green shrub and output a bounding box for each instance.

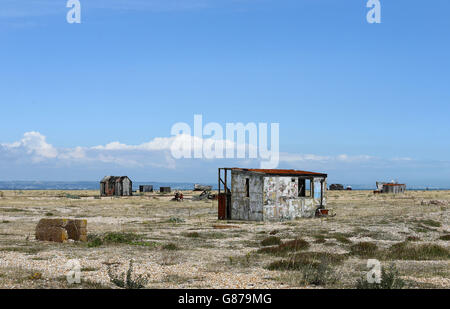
[418,219,441,228]
[267,252,342,286]
[103,232,141,244]
[183,232,200,238]
[168,217,185,223]
[356,264,405,289]
[385,242,449,260]
[313,235,327,244]
[87,232,153,248]
[261,236,282,247]
[439,235,450,241]
[406,236,420,242]
[87,236,103,248]
[300,263,337,286]
[258,239,310,256]
[331,233,352,244]
[350,242,378,258]
[107,260,148,289]
[162,243,180,250]
[266,252,346,271]
[65,194,81,199]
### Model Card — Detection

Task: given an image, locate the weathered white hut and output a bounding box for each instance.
[218,168,328,221]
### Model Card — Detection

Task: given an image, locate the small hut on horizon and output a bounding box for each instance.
[375,181,406,194]
[100,176,132,197]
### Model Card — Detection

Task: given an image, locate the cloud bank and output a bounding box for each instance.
[2,131,448,187]
[0,131,406,168]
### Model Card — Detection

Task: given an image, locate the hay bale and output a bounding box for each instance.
[35,218,87,243]
[65,219,87,242]
[35,220,69,243]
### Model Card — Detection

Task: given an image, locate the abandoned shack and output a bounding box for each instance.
[160,187,171,193]
[218,168,328,221]
[100,176,132,197]
[375,182,406,194]
[139,185,154,193]
[329,184,344,190]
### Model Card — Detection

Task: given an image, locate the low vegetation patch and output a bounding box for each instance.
[162,243,180,251]
[107,260,148,289]
[313,235,327,244]
[384,242,449,260]
[261,236,282,247]
[0,246,43,254]
[267,252,344,286]
[65,194,81,200]
[356,264,405,289]
[350,242,379,258]
[183,232,200,238]
[406,236,420,242]
[331,233,352,244]
[267,252,347,271]
[1,208,27,212]
[439,235,450,241]
[167,217,185,224]
[418,219,441,228]
[258,239,310,256]
[87,232,157,248]
[29,272,43,280]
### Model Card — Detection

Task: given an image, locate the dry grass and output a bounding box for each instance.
[0,189,448,288]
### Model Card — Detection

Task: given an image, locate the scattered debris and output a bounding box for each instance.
[194,184,213,191]
[192,190,216,201]
[172,192,184,202]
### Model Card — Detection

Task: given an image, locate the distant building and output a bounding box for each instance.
[329,184,345,191]
[139,185,154,193]
[375,181,406,194]
[218,168,328,221]
[100,176,132,197]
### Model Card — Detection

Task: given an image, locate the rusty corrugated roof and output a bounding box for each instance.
[231,168,327,177]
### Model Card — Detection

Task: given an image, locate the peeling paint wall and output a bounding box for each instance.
[121,178,132,196]
[263,177,326,221]
[230,171,327,221]
[230,171,264,221]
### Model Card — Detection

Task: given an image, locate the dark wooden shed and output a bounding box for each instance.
[100,176,132,197]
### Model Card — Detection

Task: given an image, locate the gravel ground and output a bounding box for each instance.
[0,190,448,289]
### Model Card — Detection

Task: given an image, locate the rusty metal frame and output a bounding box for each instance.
[218,168,233,219]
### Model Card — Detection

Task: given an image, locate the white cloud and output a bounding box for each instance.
[2,131,58,162]
[0,131,415,173]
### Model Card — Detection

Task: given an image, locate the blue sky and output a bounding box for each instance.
[0,0,449,186]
